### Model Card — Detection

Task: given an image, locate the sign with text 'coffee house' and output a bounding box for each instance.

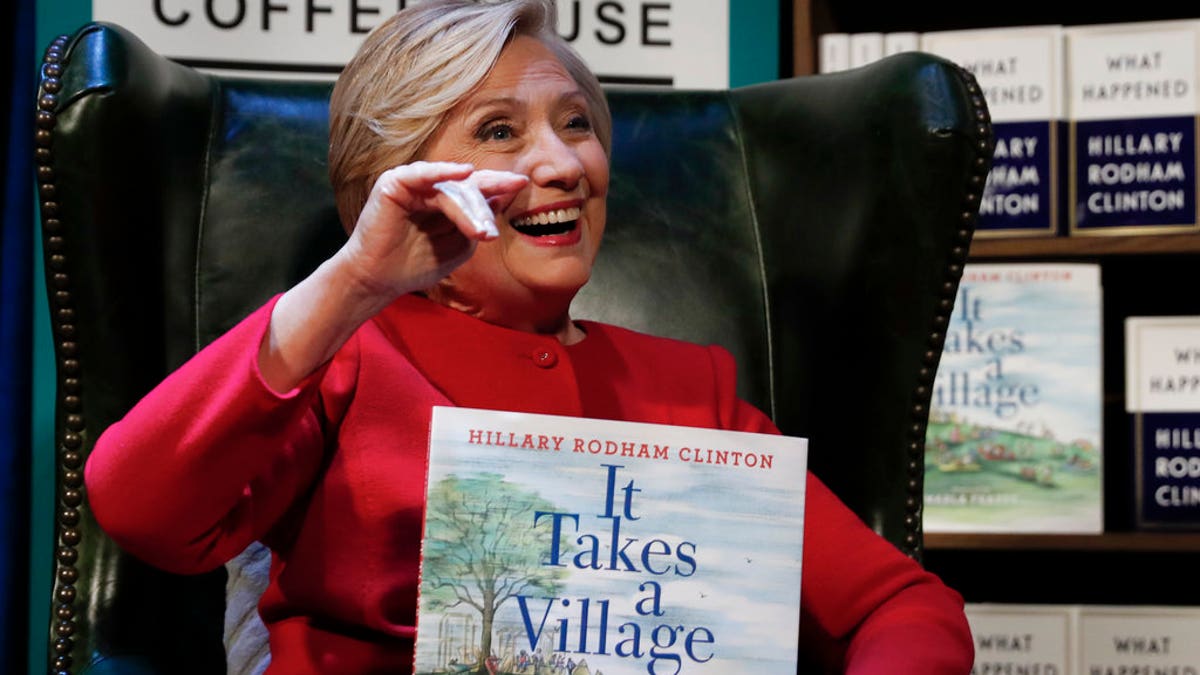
[92,0,738,88]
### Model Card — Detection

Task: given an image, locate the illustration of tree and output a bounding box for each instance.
[422,473,572,674]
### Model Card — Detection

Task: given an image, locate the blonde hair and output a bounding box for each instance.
[328,0,612,233]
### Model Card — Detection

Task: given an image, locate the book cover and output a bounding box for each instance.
[1064,20,1200,236]
[1078,606,1200,672]
[920,25,1065,238]
[924,263,1104,533]
[1125,316,1200,529]
[964,603,1077,674]
[415,407,807,674]
[818,32,849,73]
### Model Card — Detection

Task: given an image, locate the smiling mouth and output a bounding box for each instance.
[510,206,581,236]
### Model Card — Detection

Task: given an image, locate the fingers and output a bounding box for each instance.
[471,170,530,216]
[375,164,525,206]
[376,161,475,205]
[469,169,530,197]
[371,162,530,244]
[369,162,491,243]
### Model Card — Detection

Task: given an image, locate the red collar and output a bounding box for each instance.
[370,294,586,417]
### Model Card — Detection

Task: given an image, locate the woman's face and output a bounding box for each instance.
[421,35,609,328]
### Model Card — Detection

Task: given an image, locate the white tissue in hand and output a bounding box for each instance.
[433,179,498,238]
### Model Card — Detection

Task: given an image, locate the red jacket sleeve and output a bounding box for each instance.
[708,345,974,674]
[83,296,347,574]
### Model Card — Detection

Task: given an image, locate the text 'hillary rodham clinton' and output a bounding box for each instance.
[467,428,777,470]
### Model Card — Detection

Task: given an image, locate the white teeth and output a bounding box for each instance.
[512,207,581,228]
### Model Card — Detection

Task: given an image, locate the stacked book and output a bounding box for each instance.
[966,603,1200,674]
[820,19,1200,238]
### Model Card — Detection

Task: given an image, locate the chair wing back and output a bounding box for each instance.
[34,22,991,675]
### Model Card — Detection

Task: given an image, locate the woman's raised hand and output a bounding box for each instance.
[339,162,529,300]
[259,162,527,392]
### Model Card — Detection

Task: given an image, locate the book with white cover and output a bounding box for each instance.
[414,407,808,674]
[1078,606,1200,671]
[965,604,1076,674]
[921,25,1065,238]
[924,263,1103,533]
[1125,315,1200,529]
[1064,20,1200,236]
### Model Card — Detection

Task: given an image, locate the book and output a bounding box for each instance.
[1078,606,1200,672]
[848,32,884,68]
[415,407,808,674]
[1125,316,1200,529]
[1064,20,1200,236]
[882,32,919,58]
[965,603,1076,674]
[965,603,1200,673]
[924,263,1104,534]
[920,25,1065,238]
[818,32,850,73]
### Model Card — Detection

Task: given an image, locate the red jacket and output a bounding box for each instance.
[86,293,973,673]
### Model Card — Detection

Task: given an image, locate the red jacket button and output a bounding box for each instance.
[533,349,558,368]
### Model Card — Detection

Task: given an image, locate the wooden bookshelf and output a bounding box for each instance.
[923,536,1200,605]
[970,232,1200,258]
[926,531,1200,552]
[801,0,1200,610]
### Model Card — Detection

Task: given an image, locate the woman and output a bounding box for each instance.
[84,0,975,672]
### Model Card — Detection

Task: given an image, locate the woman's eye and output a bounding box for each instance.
[566,115,592,131]
[477,123,513,142]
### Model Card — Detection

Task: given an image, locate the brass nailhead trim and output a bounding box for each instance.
[38,32,82,675]
[902,64,994,561]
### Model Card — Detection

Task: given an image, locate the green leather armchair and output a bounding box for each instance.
[34,22,992,674]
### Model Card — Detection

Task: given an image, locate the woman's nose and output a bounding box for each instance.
[526,127,585,190]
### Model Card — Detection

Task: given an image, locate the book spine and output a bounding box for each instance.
[848,32,884,68]
[818,32,850,73]
[1066,20,1200,236]
[882,32,919,57]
